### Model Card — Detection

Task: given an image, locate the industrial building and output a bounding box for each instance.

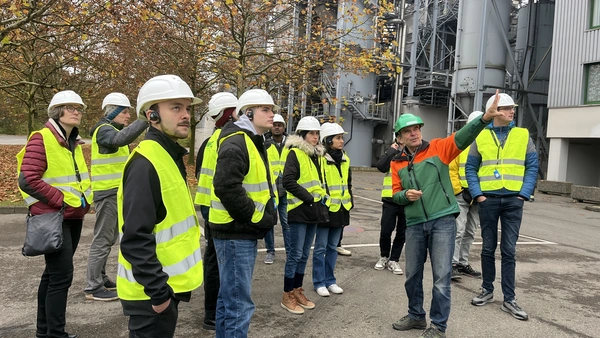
[195,0,600,190]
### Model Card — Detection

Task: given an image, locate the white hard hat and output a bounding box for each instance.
[273,114,286,126]
[208,92,238,119]
[136,75,202,116]
[295,116,321,132]
[236,89,280,114]
[102,93,132,110]
[485,93,518,112]
[48,90,86,113]
[320,122,347,142]
[467,111,484,123]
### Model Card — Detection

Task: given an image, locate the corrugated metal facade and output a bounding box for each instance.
[548,0,600,108]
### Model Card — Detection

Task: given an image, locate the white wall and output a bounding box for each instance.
[547,106,600,138]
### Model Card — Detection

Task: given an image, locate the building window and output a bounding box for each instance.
[592,0,600,29]
[584,63,600,104]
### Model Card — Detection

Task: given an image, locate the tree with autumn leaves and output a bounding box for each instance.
[1,0,401,164]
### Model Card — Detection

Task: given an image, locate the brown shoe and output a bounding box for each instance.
[292,287,315,309]
[281,291,304,314]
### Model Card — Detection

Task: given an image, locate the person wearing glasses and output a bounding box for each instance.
[389,91,505,338]
[84,93,149,302]
[467,93,538,321]
[17,90,93,338]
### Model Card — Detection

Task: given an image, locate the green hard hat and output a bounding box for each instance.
[394,114,424,133]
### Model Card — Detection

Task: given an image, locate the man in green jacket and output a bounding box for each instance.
[389,91,504,338]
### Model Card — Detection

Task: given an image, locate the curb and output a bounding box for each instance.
[584,205,600,213]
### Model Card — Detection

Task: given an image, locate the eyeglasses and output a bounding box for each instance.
[65,105,84,114]
[497,106,515,111]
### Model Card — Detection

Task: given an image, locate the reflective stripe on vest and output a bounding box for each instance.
[323,152,352,212]
[287,148,327,212]
[116,140,203,300]
[381,171,393,198]
[91,124,130,192]
[16,128,93,207]
[195,130,221,206]
[208,132,274,224]
[475,128,529,192]
[458,146,470,188]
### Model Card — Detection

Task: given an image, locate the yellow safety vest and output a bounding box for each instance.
[194,129,222,206]
[91,124,129,192]
[116,140,203,300]
[476,128,529,192]
[458,146,470,188]
[381,170,393,198]
[323,152,352,212]
[209,132,274,224]
[16,128,93,207]
[286,148,328,212]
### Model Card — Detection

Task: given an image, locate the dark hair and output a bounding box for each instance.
[298,130,309,140]
[149,103,159,112]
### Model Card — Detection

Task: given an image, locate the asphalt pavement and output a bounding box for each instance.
[0,171,599,338]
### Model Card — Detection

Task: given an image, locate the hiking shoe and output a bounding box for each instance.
[387,260,403,275]
[501,300,529,320]
[264,252,275,264]
[103,279,117,291]
[418,325,446,338]
[336,246,352,256]
[451,266,462,280]
[85,289,118,301]
[392,315,427,331]
[281,291,304,314]
[316,286,330,297]
[202,318,216,330]
[327,284,343,294]
[471,289,494,306]
[374,257,389,270]
[457,264,482,278]
[292,287,315,309]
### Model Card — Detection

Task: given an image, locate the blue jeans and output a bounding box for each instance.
[404,215,455,332]
[479,196,523,302]
[264,198,291,254]
[312,227,342,289]
[213,239,257,338]
[284,223,317,279]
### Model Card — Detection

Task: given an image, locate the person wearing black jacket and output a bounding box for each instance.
[312,123,353,297]
[118,75,203,338]
[209,89,277,338]
[374,133,407,275]
[280,116,328,315]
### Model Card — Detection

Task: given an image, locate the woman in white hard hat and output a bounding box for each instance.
[312,123,352,297]
[17,90,92,338]
[280,116,329,314]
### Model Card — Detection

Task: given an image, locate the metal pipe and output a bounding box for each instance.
[474,0,489,112]
[407,0,420,97]
[429,0,439,85]
[334,0,346,119]
[448,0,465,136]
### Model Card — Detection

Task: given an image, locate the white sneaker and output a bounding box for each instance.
[336,246,352,256]
[316,286,330,297]
[327,284,344,294]
[387,260,403,275]
[374,257,389,270]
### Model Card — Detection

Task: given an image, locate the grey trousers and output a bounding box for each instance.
[453,195,479,266]
[85,195,119,293]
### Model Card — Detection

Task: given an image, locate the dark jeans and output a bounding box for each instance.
[203,221,219,321]
[36,219,82,338]
[380,201,406,261]
[479,195,524,302]
[123,298,180,338]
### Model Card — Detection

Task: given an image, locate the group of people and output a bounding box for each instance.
[16,75,537,338]
[194,90,354,337]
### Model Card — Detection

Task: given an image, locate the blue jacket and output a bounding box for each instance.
[465,122,539,200]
